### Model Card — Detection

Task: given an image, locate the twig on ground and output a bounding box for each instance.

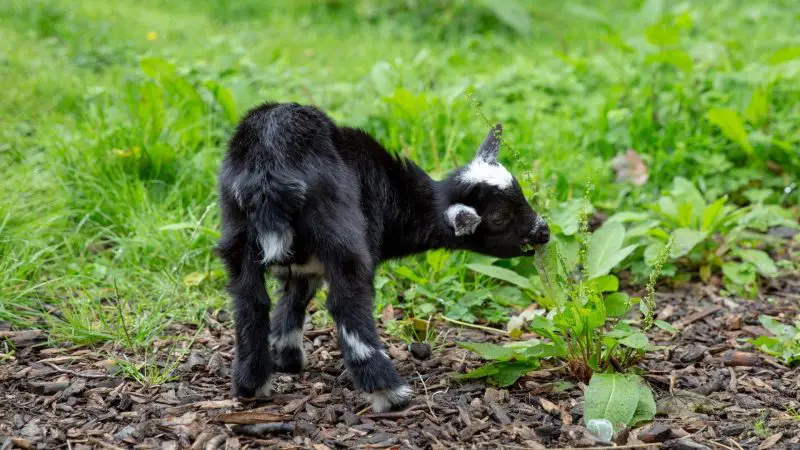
[44,362,109,379]
[416,371,437,419]
[364,404,425,420]
[438,314,508,335]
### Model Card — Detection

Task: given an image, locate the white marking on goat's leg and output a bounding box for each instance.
[253,375,273,398]
[369,384,413,413]
[259,231,293,263]
[459,159,514,189]
[339,326,375,361]
[271,329,308,369]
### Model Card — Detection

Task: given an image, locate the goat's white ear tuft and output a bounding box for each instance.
[446,204,481,236]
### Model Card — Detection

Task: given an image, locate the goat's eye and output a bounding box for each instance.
[489,212,512,229]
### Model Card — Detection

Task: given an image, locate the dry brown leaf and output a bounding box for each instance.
[611,149,649,186]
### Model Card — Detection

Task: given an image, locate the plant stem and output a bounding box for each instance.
[438,314,509,335]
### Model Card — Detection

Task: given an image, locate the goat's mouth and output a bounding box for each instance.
[521,243,537,256]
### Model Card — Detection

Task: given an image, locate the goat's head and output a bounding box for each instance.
[441,124,550,258]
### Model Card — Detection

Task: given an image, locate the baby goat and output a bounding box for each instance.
[216,102,550,412]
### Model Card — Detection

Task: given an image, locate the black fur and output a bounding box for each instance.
[216,102,549,410]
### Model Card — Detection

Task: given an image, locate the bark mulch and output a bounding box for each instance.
[1,276,799,450]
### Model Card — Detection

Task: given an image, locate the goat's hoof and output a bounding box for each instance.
[273,347,308,373]
[368,384,413,413]
[231,376,273,399]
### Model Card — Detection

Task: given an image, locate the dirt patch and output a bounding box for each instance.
[2,277,799,449]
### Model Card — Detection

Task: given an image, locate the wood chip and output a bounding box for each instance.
[215,411,290,425]
[758,432,784,450]
[488,402,511,426]
[722,351,761,367]
[164,399,239,416]
[675,306,722,329]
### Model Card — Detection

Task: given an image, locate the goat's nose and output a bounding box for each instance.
[531,216,550,244]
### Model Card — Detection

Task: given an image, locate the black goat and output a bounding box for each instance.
[216,102,550,411]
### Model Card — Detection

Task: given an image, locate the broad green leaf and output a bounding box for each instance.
[758,316,796,340]
[565,3,609,24]
[654,320,679,334]
[183,271,207,287]
[701,197,728,232]
[550,199,588,236]
[671,177,706,226]
[594,275,619,292]
[631,382,657,426]
[395,266,424,283]
[586,303,607,331]
[606,211,651,223]
[671,228,707,258]
[584,373,641,430]
[140,57,176,79]
[453,362,500,380]
[657,197,678,220]
[645,50,692,72]
[477,0,532,35]
[644,242,665,266]
[522,342,567,359]
[768,47,800,65]
[604,293,630,318]
[467,264,531,290]
[456,341,517,361]
[588,221,636,279]
[619,332,649,350]
[706,108,753,155]
[676,201,694,228]
[737,249,778,277]
[205,80,238,124]
[492,360,540,387]
[644,22,680,47]
[721,262,756,286]
[744,87,770,124]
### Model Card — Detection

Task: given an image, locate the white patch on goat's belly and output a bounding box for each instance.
[259,231,293,263]
[339,326,374,361]
[460,159,513,189]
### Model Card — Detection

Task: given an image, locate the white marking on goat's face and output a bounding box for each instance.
[459,159,514,189]
[340,326,374,361]
[259,231,293,263]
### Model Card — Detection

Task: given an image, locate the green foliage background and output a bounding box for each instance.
[1,0,798,349]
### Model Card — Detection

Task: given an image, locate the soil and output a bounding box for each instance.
[1,276,799,450]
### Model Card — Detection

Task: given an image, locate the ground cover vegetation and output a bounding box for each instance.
[1,0,799,448]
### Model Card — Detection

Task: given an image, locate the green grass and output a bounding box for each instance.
[1,0,799,355]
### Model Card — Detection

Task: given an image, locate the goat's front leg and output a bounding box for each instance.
[325,260,412,412]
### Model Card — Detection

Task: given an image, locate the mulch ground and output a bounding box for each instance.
[2,275,799,450]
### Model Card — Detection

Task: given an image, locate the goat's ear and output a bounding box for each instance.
[445,204,481,236]
[475,123,502,163]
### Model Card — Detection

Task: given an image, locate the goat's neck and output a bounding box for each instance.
[379,164,459,260]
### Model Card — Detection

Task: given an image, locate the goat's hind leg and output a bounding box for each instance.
[270,272,322,373]
[218,230,274,398]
